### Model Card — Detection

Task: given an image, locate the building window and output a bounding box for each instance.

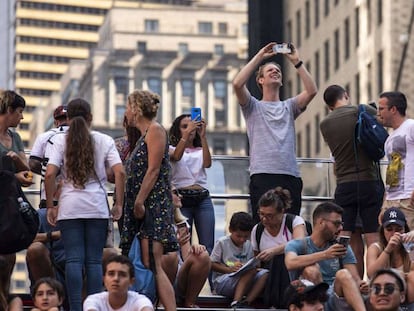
[315,50,320,87]
[377,0,382,25]
[305,1,310,38]
[367,0,371,34]
[213,80,226,99]
[367,62,372,100]
[355,7,360,48]
[324,40,330,81]
[178,43,188,55]
[377,50,383,92]
[241,23,248,37]
[286,20,292,41]
[296,10,301,48]
[19,123,29,130]
[344,17,350,60]
[144,19,159,33]
[181,79,194,99]
[297,132,302,157]
[214,44,224,56]
[355,72,360,104]
[114,77,128,97]
[324,0,329,16]
[115,105,125,125]
[315,113,320,154]
[345,83,350,94]
[137,41,147,54]
[218,22,228,35]
[306,123,311,157]
[213,138,226,155]
[314,0,320,27]
[215,109,226,127]
[198,22,213,34]
[148,77,161,95]
[334,29,340,70]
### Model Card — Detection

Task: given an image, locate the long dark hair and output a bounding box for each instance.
[123,115,141,151]
[169,114,202,147]
[65,98,95,188]
[379,223,411,273]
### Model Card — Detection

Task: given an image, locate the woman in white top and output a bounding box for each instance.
[250,187,306,308]
[169,114,214,254]
[367,207,414,304]
[45,98,125,311]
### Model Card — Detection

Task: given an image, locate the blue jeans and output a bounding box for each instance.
[180,196,215,254]
[58,218,107,311]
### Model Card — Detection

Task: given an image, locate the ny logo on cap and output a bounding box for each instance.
[389,210,398,219]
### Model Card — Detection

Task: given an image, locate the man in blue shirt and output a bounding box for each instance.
[285,202,368,311]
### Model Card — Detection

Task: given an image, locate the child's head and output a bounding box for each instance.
[229,212,254,247]
[31,277,64,311]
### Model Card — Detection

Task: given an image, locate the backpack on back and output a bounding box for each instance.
[0,169,39,254]
[355,104,388,162]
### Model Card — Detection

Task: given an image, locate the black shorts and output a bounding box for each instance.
[334,180,384,233]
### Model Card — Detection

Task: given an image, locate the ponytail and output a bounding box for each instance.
[65,116,95,188]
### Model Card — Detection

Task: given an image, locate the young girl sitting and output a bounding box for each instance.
[31,277,64,311]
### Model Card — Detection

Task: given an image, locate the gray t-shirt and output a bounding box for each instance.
[210,235,254,284]
[241,95,303,177]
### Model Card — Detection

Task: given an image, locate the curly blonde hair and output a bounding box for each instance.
[65,98,94,189]
[127,89,160,120]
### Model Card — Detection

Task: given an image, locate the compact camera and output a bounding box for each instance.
[272,43,292,54]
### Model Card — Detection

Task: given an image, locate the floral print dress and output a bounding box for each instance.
[120,129,178,255]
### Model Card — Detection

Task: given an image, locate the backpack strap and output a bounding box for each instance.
[285,213,294,233]
[255,222,265,253]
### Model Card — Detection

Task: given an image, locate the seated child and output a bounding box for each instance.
[31,277,65,311]
[210,211,268,308]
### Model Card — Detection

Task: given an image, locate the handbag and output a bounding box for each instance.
[128,235,156,302]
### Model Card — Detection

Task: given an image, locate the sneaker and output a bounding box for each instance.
[230,300,250,309]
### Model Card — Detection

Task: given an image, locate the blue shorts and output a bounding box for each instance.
[213,269,268,297]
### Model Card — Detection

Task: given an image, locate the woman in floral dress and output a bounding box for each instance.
[120,89,178,311]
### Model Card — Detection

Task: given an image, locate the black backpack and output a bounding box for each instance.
[355,104,388,162]
[0,169,39,254]
[255,213,312,308]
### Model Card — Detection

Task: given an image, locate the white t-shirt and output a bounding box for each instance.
[29,126,69,200]
[385,119,414,200]
[170,146,208,188]
[47,130,121,220]
[250,214,305,252]
[83,291,153,311]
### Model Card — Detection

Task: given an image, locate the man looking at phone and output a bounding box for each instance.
[285,202,369,311]
[320,85,383,278]
[232,42,317,222]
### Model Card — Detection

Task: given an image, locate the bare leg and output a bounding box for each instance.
[245,271,268,304]
[26,242,55,283]
[406,271,414,303]
[349,229,364,279]
[162,252,179,285]
[233,269,256,302]
[177,250,210,307]
[334,269,366,311]
[142,239,176,311]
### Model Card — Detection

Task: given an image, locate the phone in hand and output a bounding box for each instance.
[337,236,350,248]
[190,107,202,121]
[272,43,292,54]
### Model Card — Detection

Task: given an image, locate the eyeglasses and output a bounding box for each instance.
[323,218,344,228]
[370,283,398,296]
[258,212,276,220]
[172,189,180,196]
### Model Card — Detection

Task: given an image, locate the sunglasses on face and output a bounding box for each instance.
[370,283,398,295]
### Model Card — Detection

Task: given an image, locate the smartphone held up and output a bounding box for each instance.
[272,43,292,54]
[190,107,202,122]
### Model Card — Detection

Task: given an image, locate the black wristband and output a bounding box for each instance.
[294,60,303,69]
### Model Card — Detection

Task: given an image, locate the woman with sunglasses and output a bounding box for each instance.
[367,207,414,305]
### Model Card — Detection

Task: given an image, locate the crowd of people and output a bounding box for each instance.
[0,39,413,311]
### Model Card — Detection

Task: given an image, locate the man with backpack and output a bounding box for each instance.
[377,91,414,229]
[285,202,369,311]
[320,85,384,278]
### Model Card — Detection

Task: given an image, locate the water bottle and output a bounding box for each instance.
[17,197,32,222]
